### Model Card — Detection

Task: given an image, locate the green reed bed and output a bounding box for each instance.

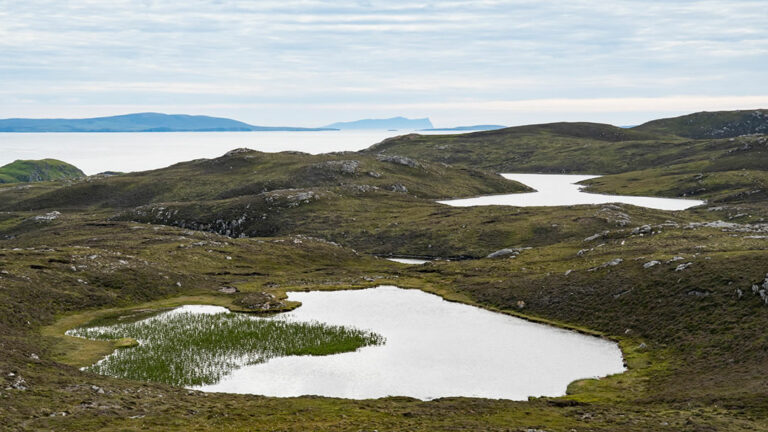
[67,308,385,387]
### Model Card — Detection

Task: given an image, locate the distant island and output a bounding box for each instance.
[323,116,433,130]
[0,113,338,133]
[420,125,507,132]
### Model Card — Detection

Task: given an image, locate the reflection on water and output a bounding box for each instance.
[439,173,704,211]
[197,286,625,400]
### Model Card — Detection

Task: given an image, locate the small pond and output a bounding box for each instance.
[70,286,625,400]
[438,173,704,211]
[385,257,430,265]
[197,286,625,400]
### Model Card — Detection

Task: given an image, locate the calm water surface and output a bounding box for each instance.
[0,130,454,175]
[196,286,625,400]
[385,258,430,265]
[439,173,704,210]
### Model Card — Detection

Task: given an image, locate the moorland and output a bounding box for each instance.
[1,109,768,431]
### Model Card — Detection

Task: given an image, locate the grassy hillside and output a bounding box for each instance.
[1,211,768,430]
[633,109,768,138]
[361,123,684,174]
[2,111,768,430]
[0,159,85,184]
[0,149,527,211]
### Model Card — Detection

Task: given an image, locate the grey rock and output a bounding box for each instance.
[675,262,693,271]
[588,258,623,271]
[33,211,61,222]
[643,260,661,269]
[760,290,768,305]
[583,231,609,242]
[487,248,522,259]
[218,286,239,294]
[390,184,408,193]
[315,160,360,175]
[8,376,27,391]
[631,224,652,235]
[376,154,422,168]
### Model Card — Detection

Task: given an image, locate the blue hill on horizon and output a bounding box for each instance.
[323,116,433,130]
[0,113,337,132]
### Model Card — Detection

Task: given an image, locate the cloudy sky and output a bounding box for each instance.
[1,0,767,127]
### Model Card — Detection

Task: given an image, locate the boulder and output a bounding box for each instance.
[376,154,422,168]
[487,248,523,259]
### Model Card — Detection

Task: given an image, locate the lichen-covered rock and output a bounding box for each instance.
[376,154,422,169]
[487,248,521,259]
[233,292,287,312]
[390,184,408,193]
[313,160,360,175]
[631,224,652,235]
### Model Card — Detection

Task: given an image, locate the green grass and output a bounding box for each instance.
[67,308,384,386]
[0,158,85,183]
[633,109,768,138]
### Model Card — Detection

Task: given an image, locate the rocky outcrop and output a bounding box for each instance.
[390,184,408,193]
[376,154,423,169]
[312,160,360,175]
[233,292,288,312]
[588,258,623,271]
[487,248,528,259]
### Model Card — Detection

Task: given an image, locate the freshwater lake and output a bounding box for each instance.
[439,173,704,211]
[195,286,625,400]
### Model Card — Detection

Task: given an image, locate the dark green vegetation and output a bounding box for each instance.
[0,149,525,212]
[69,310,384,386]
[1,109,768,431]
[0,159,84,184]
[0,112,336,132]
[634,109,768,138]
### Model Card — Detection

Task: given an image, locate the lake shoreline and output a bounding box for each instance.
[46,283,629,400]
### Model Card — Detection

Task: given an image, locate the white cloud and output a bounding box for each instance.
[0,0,766,125]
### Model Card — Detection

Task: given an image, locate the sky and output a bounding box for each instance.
[1,0,767,127]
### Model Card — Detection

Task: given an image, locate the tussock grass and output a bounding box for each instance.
[68,308,385,386]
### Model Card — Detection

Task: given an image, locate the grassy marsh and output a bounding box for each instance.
[67,307,385,387]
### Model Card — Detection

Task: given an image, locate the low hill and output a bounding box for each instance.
[632,109,768,138]
[361,122,665,174]
[324,117,433,130]
[1,149,527,211]
[0,113,336,132]
[0,159,85,183]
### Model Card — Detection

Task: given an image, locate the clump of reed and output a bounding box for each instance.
[68,309,385,387]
